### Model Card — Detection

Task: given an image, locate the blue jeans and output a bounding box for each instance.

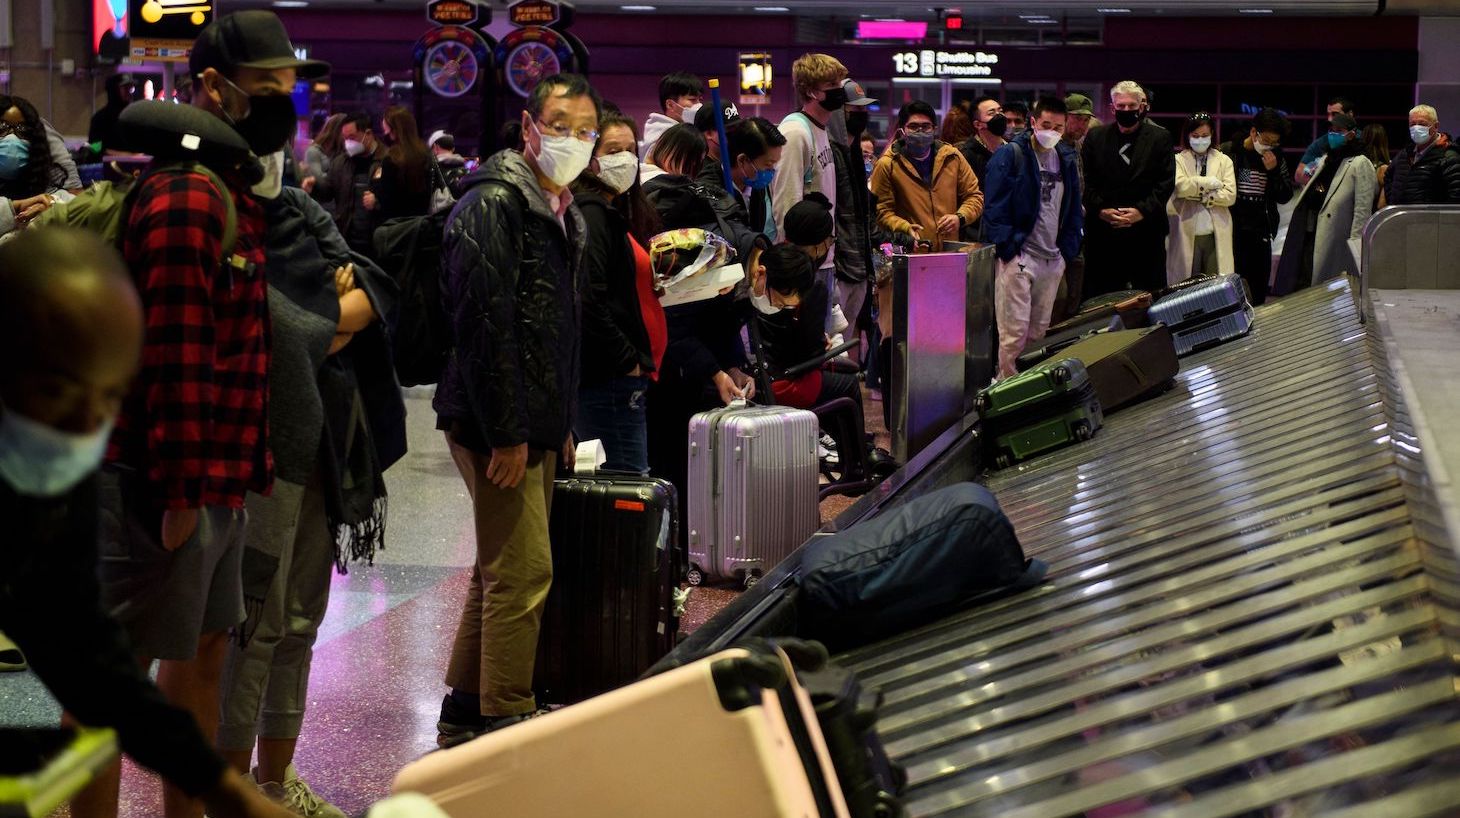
[575,376,651,475]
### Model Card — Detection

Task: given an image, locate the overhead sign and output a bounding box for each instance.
[508,0,560,27]
[738,52,771,107]
[128,0,214,61]
[427,0,480,26]
[892,49,999,79]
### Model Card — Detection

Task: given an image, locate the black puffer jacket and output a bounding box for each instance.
[576,195,655,384]
[1384,142,1460,205]
[433,150,586,452]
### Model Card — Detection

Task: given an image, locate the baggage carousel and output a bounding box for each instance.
[661,277,1460,817]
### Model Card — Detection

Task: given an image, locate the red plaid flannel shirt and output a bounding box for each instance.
[106,168,273,510]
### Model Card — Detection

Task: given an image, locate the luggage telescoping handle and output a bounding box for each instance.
[782,339,862,380]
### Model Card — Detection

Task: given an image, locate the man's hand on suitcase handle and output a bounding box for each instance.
[487,443,529,489]
[714,370,748,405]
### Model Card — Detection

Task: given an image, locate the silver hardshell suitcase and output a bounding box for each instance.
[687,400,820,589]
[1148,273,1255,356]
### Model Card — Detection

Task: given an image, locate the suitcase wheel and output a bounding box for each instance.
[994,453,1011,470]
[1074,420,1093,441]
[973,392,989,415]
[687,567,704,587]
[743,572,761,590]
[1050,365,1071,385]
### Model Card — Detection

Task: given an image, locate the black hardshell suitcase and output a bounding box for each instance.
[534,473,682,705]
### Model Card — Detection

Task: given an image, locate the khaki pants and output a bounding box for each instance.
[995,252,1067,379]
[444,436,556,717]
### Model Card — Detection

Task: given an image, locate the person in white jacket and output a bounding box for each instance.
[640,71,702,161]
[1167,112,1236,284]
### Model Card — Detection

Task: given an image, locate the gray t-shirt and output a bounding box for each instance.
[1025,146,1064,260]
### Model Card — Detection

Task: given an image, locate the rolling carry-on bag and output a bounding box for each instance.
[687,400,820,588]
[1073,289,1153,328]
[1058,325,1180,413]
[976,358,1104,469]
[1147,272,1254,356]
[1014,311,1123,372]
[534,464,681,706]
[393,644,855,818]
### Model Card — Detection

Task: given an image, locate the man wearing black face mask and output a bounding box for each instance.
[86,11,327,818]
[772,53,848,337]
[959,96,1008,238]
[1080,80,1175,296]
[827,78,881,368]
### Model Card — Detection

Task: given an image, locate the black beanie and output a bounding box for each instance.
[784,193,833,246]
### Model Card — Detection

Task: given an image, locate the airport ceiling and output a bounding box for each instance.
[251,0,1460,16]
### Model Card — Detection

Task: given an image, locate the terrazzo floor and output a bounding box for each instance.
[5,386,889,817]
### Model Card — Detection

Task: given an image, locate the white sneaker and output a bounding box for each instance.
[829,304,849,336]
[256,765,348,818]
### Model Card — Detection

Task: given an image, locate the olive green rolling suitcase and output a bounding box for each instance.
[975,358,1104,469]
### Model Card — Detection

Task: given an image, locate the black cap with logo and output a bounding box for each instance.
[189,11,329,81]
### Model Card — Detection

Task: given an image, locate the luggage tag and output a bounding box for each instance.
[572,440,607,476]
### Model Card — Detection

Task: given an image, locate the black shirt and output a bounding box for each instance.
[0,475,226,797]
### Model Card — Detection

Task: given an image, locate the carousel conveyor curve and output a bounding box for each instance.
[832,278,1460,817]
[657,275,1460,817]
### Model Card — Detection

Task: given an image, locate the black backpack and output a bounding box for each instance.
[372,209,450,387]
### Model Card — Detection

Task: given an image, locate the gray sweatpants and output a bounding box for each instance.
[217,477,334,750]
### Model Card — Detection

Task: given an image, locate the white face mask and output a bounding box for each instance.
[680,102,704,125]
[1410,124,1434,146]
[251,150,285,200]
[750,288,783,315]
[1189,136,1212,154]
[529,121,596,187]
[0,410,114,498]
[596,150,639,194]
[1033,129,1063,150]
[344,138,365,158]
[1253,140,1274,155]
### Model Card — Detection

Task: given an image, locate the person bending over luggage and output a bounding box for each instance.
[642,124,769,508]
[571,111,667,475]
[750,242,866,482]
[433,73,597,747]
[0,227,295,818]
[982,97,1084,379]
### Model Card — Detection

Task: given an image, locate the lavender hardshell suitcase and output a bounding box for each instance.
[1147,273,1254,357]
[687,400,820,588]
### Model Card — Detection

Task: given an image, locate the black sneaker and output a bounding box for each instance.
[435,693,487,749]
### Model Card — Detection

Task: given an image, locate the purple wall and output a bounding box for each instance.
[276,10,1419,141]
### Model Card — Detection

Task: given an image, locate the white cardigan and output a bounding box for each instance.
[1166,148,1237,284]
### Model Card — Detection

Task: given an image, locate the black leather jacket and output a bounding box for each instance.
[433,150,586,452]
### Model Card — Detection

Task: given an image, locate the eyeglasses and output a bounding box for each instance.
[0,121,35,139]
[537,119,600,144]
[903,123,935,134]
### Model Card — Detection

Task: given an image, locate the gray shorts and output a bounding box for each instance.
[96,468,248,661]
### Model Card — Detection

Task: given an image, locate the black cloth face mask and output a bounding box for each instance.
[1115,108,1145,129]
[818,87,848,112]
[846,110,869,137]
[986,113,1009,138]
[218,76,299,156]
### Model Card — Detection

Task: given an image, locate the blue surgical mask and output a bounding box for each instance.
[0,135,30,181]
[1327,132,1349,150]
[864,158,874,174]
[0,410,113,498]
[1410,125,1434,146]
[746,167,776,191]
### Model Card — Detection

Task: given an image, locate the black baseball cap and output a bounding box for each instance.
[190,11,329,81]
[695,101,741,135]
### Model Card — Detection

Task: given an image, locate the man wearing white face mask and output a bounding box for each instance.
[1384,104,1460,206]
[432,73,598,746]
[1167,112,1236,283]
[982,97,1084,379]
[640,71,703,162]
[0,228,299,818]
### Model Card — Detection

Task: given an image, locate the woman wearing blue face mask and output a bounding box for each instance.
[1274,111,1374,295]
[0,95,66,240]
[725,116,785,242]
